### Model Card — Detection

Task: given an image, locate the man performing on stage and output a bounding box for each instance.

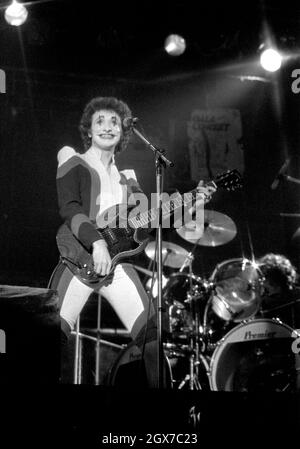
[51,96,215,388]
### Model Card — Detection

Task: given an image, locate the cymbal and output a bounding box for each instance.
[176,209,237,247]
[145,241,189,268]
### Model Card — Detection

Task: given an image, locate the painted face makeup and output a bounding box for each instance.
[90,109,122,151]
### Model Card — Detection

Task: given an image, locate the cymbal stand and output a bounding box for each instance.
[178,258,204,390]
[178,236,208,390]
[178,226,203,275]
[178,348,202,390]
[190,278,203,390]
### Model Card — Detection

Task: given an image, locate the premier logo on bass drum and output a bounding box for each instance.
[244,330,276,340]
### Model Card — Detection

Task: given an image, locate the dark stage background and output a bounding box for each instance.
[0,0,300,440]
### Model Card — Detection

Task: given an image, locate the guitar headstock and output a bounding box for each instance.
[214,169,243,191]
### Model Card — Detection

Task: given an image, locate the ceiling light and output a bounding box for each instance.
[260,48,282,72]
[5,0,28,26]
[164,34,186,56]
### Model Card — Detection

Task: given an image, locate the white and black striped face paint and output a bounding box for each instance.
[89,109,122,152]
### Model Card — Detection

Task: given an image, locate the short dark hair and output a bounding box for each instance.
[258,253,297,291]
[79,96,132,153]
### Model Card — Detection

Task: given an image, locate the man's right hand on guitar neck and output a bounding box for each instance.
[92,239,112,276]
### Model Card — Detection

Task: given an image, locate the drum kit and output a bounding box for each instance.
[124,209,300,392]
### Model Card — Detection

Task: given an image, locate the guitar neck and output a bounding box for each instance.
[128,181,216,229]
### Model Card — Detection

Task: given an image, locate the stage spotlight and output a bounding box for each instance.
[260,48,282,72]
[164,34,186,56]
[5,0,28,26]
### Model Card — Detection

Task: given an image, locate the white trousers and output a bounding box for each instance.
[54,262,154,337]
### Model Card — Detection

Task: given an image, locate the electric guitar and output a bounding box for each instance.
[56,169,242,288]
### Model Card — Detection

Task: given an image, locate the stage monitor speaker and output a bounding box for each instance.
[0,285,60,384]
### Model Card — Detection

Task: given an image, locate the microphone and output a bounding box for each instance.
[270,158,290,190]
[123,117,138,128]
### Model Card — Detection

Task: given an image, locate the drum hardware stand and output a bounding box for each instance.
[179,274,207,390]
[179,252,194,273]
[179,232,203,275]
[177,237,211,390]
[188,291,205,390]
[131,122,173,388]
[177,344,206,390]
[178,355,202,390]
[72,294,124,385]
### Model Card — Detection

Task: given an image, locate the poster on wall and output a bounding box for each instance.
[187,108,244,182]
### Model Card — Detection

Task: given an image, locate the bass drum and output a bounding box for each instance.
[107,341,211,390]
[209,258,263,322]
[106,341,173,389]
[209,318,300,392]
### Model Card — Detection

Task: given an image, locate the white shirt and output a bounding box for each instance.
[57,146,138,226]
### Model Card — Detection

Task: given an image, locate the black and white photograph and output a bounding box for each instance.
[0,0,299,445]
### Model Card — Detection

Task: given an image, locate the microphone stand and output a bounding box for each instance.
[131,125,173,389]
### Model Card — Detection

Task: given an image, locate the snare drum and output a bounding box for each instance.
[208,318,299,392]
[210,258,264,322]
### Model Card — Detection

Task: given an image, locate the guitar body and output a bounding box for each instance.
[56,204,150,289]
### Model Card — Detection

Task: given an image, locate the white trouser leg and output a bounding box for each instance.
[59,275,94,331]
[59,263,152,334]
[99,263,152,333]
